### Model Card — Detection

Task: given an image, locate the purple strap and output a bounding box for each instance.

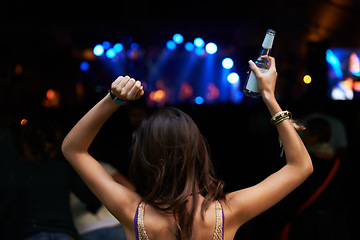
[221,202,225,240]
[134,202,140,240]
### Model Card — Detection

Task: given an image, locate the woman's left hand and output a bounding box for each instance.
[110,76,144,101]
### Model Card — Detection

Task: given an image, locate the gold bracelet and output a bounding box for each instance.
[270,110,292,125]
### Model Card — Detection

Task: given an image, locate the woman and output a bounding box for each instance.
[62,56,313,240]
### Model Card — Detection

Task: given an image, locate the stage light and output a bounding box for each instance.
[93,44,104,56]
[21,119,28,126]
[194,47,205,56]
[184,42,195,52]
[131,43,139,50]
[46,89,56,100]
[326,49,342,79]
[303,75,312,84]
[205,42,217,54]
[106,48,116,58]
[80,61,90,71]
[195,96,204,105]
[173,33,184,44]
[113,43,123,53]
[236,91,244,100]
[222,58,234,69]
[194,37,205,48]
[102,41,111,49]
[227,72,239,84]
[166,40,176,50]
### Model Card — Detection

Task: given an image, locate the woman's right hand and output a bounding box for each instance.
[248,56,277,101]
[110,75,144,101]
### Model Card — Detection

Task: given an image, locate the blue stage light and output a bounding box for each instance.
[195,96,204,104]
[173,33,184,44]
[227,72,239,84]
[102,41,111,49]
[222,58,234,69]
[113,43,124,53]
[205,42,217,54]
[131,43,139,50]
[80,61,89,71]
[166,40,176,50]
[194,47,205,56]
[106,48,116,59]
[236,91,244,100]
[326,49,343,79]
[194,37,205,48]
[184,42,195,52]
[93,44,104,56]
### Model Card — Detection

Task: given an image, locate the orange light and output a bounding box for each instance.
[15,64,23,75]
[21,119,28,126]
[43,89,60,108]
[178,82,193,100]
[155,90,165,99]
[46,89,56,100]
[83,48,96,60]
[303,75,312,84]
[354,82,360,92]
[149,90,166,102]
[343,77,353,90]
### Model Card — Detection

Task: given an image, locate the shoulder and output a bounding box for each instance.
[107,186,142,227]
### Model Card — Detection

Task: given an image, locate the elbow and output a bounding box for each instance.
[61,136,87,162]
[61,139,69,160]
[306,162,314,176]
[61,137,73,161]
[303,156,314,178]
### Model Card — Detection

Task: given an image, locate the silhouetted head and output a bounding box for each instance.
[129,107,224,239]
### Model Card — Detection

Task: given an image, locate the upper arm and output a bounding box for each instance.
[66,152,141,226]
[225,164,312,228]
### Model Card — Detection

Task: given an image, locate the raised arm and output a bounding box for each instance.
[62,76,144,226]
[225,57,313,234]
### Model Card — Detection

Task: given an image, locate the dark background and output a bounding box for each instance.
[1,0,360,239]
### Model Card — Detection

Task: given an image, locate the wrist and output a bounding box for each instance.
[262,92,282,116]
[261,90,276,103]
[108,91,125,105]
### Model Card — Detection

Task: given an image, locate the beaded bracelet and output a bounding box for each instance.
[270,110,292,125]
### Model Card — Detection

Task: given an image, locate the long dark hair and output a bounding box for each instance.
[129,107,225,239]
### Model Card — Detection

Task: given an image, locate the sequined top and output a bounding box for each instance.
[134,201,224,240]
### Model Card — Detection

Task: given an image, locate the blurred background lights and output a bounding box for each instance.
[194,37,205,48]
[46,89,56,100]
[326,49,342,79]
[80,61,89,71]
[173,33,184,44]
[102,41,111,49]
[184,42,195,52]
[222,58,234,69]
[113,43,123,53]
[303,74,312,84]
[195,96,204,105]
[166,40,176,50]
[227,72,240,84]
[131,42,139,50]
[194,47,205,56]
[236,91,244,100]
[93,44,104,56]
[21,119,28,126]
[149,90,166,102]
[205,42,217,54]
[106,48,116,58]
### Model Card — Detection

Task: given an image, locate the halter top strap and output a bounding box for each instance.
[135,201,149,240]
[134,200,224,240]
